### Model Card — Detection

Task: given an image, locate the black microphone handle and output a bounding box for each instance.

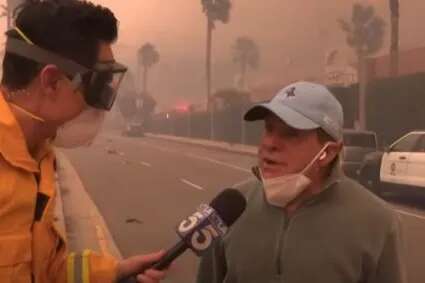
[152,240,188,270]
[118,240,188,283]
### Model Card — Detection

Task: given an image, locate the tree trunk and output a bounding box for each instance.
[240,59,247,90]
[390,0,399,77]
[206,18,213,110]
[136,62,141,92]
[358,54,367,130]
[143,65,148,94]
[206,18,215,140]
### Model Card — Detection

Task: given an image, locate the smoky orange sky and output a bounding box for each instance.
[1,0,425,111]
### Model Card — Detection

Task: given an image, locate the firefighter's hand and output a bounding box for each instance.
[116,251,167,283]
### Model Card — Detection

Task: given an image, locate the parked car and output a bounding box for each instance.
[123,122,145,137]
[341,129,378,180]
[358,131,425,197]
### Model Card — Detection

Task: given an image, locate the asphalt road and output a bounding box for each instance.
[64,132,425,283]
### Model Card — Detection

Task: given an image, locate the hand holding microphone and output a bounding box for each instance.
[118,188,247,283]
[116,252,167,283]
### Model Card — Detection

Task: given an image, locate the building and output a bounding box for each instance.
[367,47,425,80]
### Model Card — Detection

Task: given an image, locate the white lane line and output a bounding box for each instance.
[186,153,251,173]
[395,209,425,221]
[180,178,205,191]
[108,136,252,173]
[140,161,152,167]
[108,135,251,173]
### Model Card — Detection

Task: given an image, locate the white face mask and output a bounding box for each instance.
[53,108,105,148]
[260,144,330,208]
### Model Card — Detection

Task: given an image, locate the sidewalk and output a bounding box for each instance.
[54,150,122,259]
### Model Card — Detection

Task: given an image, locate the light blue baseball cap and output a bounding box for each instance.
[244,81,344,141]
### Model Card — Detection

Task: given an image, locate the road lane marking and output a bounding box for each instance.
[180,178,205,191]
[106,135,253,173]
[112,135,251,169]
[186,153,251,173]
[395,209,425,221]
[140,161,152,167]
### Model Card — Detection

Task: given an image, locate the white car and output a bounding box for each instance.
[380,131,425,191]
[359,131,425,196]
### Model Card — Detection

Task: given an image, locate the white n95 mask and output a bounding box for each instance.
[53,108,105,148]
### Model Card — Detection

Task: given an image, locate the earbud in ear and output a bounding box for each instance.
[319,151,327,161]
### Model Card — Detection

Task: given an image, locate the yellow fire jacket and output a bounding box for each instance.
[0,93,118,283]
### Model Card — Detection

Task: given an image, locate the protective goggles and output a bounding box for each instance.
[5,28,127,111]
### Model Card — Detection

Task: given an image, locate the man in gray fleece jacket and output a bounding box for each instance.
[197,81,404,283]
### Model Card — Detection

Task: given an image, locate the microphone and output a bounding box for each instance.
[119,188,246,283]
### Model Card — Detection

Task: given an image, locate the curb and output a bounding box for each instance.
[145,133,257,156]
[55,151,122,259]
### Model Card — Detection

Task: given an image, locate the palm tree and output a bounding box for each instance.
[389,0,399,76]
[232,37,260,90]
[201,0,232,110]
[339,3,385,130]
[137,43,160,94]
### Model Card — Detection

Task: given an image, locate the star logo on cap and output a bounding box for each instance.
[286,87,296,98]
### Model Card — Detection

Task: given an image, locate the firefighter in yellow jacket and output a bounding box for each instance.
[0,1,166,282]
